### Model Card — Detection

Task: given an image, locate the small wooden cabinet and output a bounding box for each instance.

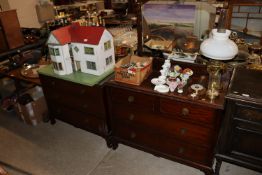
[215,67,262,174]
[39,67,112,138]
[0,10,24,53]
[106,63,228,175]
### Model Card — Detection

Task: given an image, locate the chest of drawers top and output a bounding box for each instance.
[227,66,262,105]
[38,64,114,87]
[106,73,228,110]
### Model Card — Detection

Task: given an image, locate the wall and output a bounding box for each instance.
[193,1,216,39]
[8,0,42,28]
[0,0,10,11]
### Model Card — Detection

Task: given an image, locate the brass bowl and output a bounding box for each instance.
[174,37,200,53]
[21,64,40,78]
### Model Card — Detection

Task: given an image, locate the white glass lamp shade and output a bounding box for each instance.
[200,29,238,60]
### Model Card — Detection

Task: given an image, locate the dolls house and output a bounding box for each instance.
[47,23,115,75]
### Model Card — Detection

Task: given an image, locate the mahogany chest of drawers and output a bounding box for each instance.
[215,67,262,174]
[39,72,110,137]
[106,68,227,175]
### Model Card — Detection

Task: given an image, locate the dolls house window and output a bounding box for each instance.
[53,62,58,70]
[49,47,55,56]
[52,62,63,71]
[84,47,94,55]
[86,61,96,70]
[75,61,81,71]
[69,47,73,57]
[74,46,79,52]
[104,40,111,51]
[55,48,60,56]
[49,47,60,56]
[106,55,113,65]
[58,63,63,70]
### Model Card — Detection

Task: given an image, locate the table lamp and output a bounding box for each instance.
[200,28,238,99]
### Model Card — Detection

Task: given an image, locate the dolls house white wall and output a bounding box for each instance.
[48,44,73,75]
[47,23,115,76]
[71,30,115,76]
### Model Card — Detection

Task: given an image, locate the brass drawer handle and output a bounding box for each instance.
[178,147,184,154]
[181,108,189,116]
[129,114,135,121]
[130,132,136,139]
[180,128,187,135]
[128,96,135,103]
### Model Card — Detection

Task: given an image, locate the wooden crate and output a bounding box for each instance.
[115,55,152,85]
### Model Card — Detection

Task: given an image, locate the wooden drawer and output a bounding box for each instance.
[112,104,213,147]
[114,123,159,150]
[160,98,218,125]
[230,125,262,161]
[40,75,105,116]
[158,134,212,165]
[110,88,155,110]
[40,74,101,99]
[235,103,262,124]
[49,105,105,135]
[114,123,211,165]
[43,88,105,116]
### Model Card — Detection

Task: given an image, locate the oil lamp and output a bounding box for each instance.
[200,29,238,100]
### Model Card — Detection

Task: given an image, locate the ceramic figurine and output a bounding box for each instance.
[183,68,193,76]
[152,62,193,94]
[154,84,169,93]
[177,79,186,94]
[174,65,182,73]
[47,23,115,76]
[127,67,136,75]
[168,81,178,92]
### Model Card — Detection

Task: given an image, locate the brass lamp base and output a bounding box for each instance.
[206,60,226,100]
[206,89,219,100]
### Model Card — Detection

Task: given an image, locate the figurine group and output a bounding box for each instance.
[121,61,149,76]
[152,58,193,93]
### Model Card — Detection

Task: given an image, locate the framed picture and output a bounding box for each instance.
[143,2,196,40]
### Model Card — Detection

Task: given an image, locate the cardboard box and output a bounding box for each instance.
[115,55,152,85]
[15,86,48,126]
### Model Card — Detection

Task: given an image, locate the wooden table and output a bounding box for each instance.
[7,67,41,86]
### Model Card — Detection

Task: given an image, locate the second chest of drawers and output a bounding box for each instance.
[106,86,223,175]
[215,67,262,174]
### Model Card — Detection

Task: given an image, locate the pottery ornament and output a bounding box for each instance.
[169,81,178,92]
[183,68,193,76]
